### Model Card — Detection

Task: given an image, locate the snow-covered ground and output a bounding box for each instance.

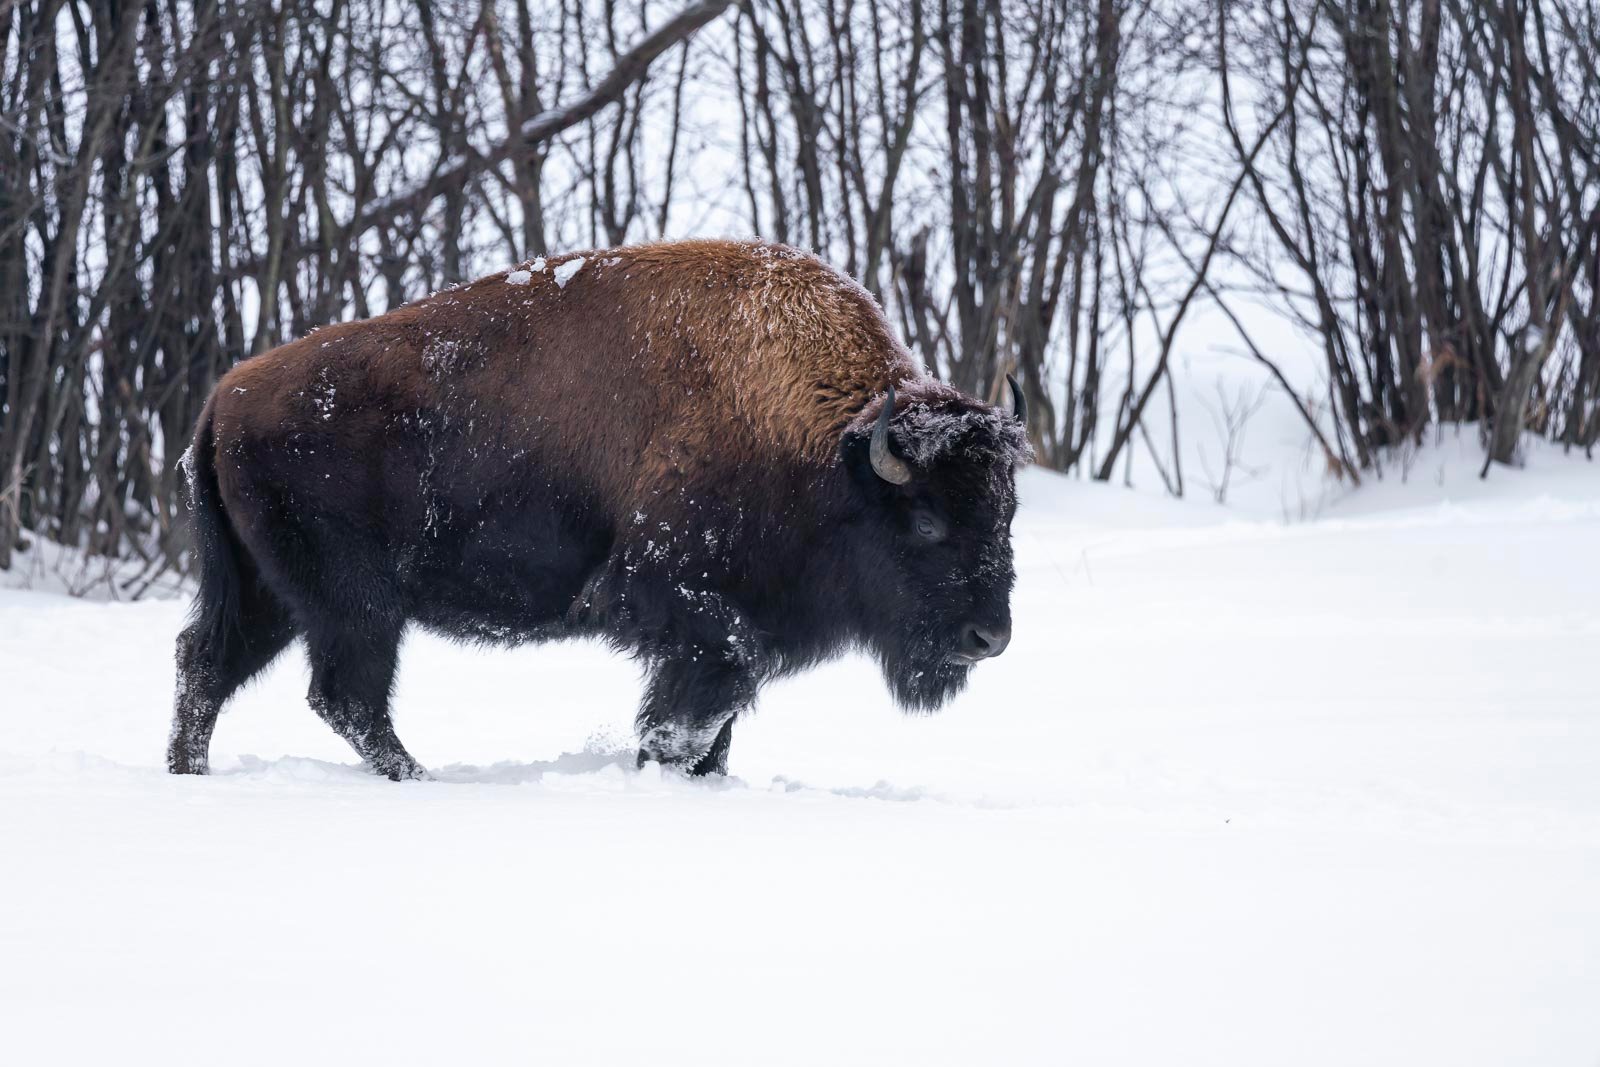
[2,436,1597,1065]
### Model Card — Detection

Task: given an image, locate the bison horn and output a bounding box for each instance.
[870,385,912,485]
[1007,373,1027,424]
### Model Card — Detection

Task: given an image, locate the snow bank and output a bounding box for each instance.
[1,443,1597,1064]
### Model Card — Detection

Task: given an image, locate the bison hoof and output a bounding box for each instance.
[368,753,430,782]
[166,743,209,775]
[637,722,722,773]
[638,753,724,779]
[637,740,728,778]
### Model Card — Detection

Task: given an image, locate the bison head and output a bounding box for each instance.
[839,377,1031,710]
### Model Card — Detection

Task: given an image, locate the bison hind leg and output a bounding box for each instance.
[304,618,427,782]
[169,593,297,775]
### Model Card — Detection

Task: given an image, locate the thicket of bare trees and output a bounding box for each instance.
[2,0,1595,588]
[1219,0,1599,479]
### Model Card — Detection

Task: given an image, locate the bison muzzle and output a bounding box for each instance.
[168,239,1030,780]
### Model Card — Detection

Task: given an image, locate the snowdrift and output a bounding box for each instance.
[2,439,1597,1065]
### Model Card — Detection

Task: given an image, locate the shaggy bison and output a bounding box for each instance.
[169,239,1029,779]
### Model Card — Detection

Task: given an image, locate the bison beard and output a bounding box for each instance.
[168,239,1029,780]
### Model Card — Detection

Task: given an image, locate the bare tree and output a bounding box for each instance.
[2,0,1594,589]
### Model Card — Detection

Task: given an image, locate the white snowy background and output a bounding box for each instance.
[3,427,1597,1065]
[5,0,1597,1059]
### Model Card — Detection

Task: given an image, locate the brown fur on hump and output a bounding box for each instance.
[604,239,919,462]
[208,239,919,521]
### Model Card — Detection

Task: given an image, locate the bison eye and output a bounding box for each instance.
[911,510,946,543]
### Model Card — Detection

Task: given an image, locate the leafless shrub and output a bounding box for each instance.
[1196,379,1271,503]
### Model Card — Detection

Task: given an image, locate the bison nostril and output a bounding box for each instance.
[960,623,1011,661]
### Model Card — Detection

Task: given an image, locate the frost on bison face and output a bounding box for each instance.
[841,383,1029,712]
[166,239,1029,782]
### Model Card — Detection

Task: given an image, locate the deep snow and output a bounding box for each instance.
[2,436,1598,1065]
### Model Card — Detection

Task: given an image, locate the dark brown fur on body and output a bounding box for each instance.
[171,239,1029,780]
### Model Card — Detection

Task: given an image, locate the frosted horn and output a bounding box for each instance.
[870,385,912,485]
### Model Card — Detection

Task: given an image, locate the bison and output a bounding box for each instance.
[169,239,1030,780]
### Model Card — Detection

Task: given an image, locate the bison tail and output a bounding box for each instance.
[171,402,295,775]
[180,403,245,656]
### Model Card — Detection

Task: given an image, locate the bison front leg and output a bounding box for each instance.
[689,717,735,776]
[636,651,755,776]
